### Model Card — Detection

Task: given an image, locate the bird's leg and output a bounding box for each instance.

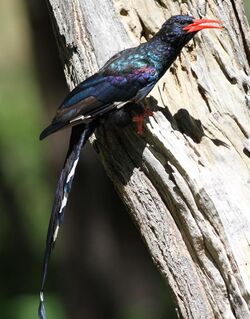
[132,105,153,135]
[107,102,153,134]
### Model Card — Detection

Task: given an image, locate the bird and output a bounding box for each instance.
[38,15,222,319]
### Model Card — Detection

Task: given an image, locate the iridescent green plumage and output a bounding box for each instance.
[40,15,197,140]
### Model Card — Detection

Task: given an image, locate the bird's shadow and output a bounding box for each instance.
[173,108,229,147]
[93,98,228,183]
[147,96,229,148]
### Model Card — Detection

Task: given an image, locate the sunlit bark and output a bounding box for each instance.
[47,1,250,317]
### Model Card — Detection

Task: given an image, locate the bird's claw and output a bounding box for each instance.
[132,108,153,135]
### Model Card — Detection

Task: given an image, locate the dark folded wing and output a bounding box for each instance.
[40,74,137,139]
[40,61,158,139]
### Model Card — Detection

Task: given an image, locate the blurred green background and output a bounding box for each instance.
[0,1,249,319]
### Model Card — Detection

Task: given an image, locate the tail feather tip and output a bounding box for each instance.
[38,297,47,319]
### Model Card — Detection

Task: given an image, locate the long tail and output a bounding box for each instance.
[38,120,98,319]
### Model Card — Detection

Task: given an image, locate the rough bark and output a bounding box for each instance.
[46,0,250,318]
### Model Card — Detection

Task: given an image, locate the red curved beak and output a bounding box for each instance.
[183,18,223,33]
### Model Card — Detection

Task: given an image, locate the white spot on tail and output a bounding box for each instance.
[40,291,44,302]
[66,159,79,183]
[58,158,79,214]
[59,195,68,214]
[53,225,59,242]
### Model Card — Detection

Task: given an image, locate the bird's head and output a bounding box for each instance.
[159,15,222,47]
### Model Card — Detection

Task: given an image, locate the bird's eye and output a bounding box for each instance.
[179,21,187,25]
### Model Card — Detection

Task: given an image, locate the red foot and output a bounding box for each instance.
[132,108,153,135]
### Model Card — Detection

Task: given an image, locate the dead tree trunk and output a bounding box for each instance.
[46,0,250,318]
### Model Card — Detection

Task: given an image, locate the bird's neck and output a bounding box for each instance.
[145,36,185,76]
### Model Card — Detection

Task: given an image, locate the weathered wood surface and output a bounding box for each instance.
[47,0,250,318]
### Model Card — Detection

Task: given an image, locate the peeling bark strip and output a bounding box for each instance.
[47,0,250,318]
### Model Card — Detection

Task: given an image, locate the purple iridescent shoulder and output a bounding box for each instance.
[106,66,157,87]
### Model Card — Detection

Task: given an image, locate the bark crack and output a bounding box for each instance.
[230,0,250,67]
